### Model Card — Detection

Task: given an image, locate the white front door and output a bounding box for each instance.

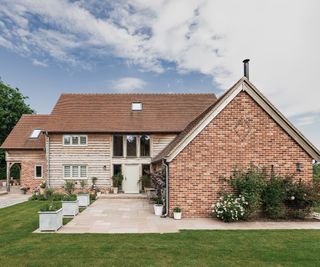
[123,164,140,193]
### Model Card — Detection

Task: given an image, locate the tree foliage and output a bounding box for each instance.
[0,81,34,178]
[313,163,320,181]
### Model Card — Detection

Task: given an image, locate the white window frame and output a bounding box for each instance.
[34,165,43,179]
[63,135,88,146]
[63,165,88,179]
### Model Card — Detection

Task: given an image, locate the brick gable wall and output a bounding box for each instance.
[168,91,313,218]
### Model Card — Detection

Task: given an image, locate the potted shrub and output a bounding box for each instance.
[112,174,123,194]
[153,197,164,216]
[38,202,63,231]
[91,177,98,190]
[62,194,79,216]
[39,181,46,194]
[95,187,101,198]
[77,180,90,207]
[173,207,182,220]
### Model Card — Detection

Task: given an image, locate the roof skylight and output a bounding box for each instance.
[30,129,41,139]
[132,102,142,111]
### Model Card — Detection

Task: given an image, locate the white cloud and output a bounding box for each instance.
[0,0,320,122]
[32,59,47,67]
[111,77,146,91]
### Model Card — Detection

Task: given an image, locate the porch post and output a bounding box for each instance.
[6,162,10,192]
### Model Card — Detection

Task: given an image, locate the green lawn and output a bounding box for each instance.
[1,202,320,267]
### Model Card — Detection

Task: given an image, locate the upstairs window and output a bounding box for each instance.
[127,135,137,157]
[113,135,123,157]
[63,135,87,146]
[132,102,142,111]
[140,135,150,157]
[30,129,41,139]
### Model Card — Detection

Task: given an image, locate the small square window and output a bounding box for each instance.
[64,166,71,178]
[80,165,87,178]
[64,136,71,145]
[72,136,79,145]
[72,166,79,177]
[132,102,142,111]
[35,165,43,178]
[80,136,87,145]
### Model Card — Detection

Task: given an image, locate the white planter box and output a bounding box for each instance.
[38,208,63,232]
[313,212,320,220]
[154,204,163,216]
[96,192,101,198]
[2,181,6,187]
[113,187,118,194]
[77,194,90,207]
[62,200,79,216]
[173,212,182,220]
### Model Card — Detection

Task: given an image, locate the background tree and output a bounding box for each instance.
[0,81,34,179]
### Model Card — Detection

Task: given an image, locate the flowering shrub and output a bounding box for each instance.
[212,194,247,222]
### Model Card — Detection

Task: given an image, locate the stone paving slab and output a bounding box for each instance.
[55,198,320,234]
[0,193,29,209]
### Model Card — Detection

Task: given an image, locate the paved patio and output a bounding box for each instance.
[58,198,320,234]
[0,193,29,209]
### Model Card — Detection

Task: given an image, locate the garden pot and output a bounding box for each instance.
[62,200,79,216]
[77,193,90,207]
[113,187,118,194]
[96,192,101,198]
[38,208,63,232]
[2,181,6,187]
[173,212,182,220]
[154,204,163,216]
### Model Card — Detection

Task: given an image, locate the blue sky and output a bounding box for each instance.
[0,0,319,149]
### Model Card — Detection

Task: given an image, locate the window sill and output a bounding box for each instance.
[63,177,88,180]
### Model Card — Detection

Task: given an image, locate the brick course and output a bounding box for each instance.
[168,91,313,218]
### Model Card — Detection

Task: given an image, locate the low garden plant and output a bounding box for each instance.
[212,194,247,222]
[214,166,320,222]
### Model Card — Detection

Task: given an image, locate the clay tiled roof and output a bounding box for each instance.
[46,94,217,133]
[1,115,49,149]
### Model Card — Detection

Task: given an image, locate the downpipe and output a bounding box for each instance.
[161,159,169,218]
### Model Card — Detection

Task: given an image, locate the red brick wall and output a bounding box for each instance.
[169,92,313,218]
[7,150,46,193]
[20,158,46,192]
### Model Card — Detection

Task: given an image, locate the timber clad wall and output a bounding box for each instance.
[169,91,313,218]
[48,134,112,188]
[6,150,46,189]
[47,133,176,188]
[152,134,177,157]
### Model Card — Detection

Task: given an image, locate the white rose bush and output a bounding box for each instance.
[212,194,248,222]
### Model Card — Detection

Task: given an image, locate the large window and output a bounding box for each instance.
[113,164,122,176]
[64,165,87,178]
[126,135,137,157]
[140,135,150,157]
[113,135,123,157]
[112,135,151,157]
[63,135,87,146]
[34,165,43,178]
[142,164,150,176]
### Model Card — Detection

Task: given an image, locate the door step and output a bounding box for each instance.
[99,193,147,200]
